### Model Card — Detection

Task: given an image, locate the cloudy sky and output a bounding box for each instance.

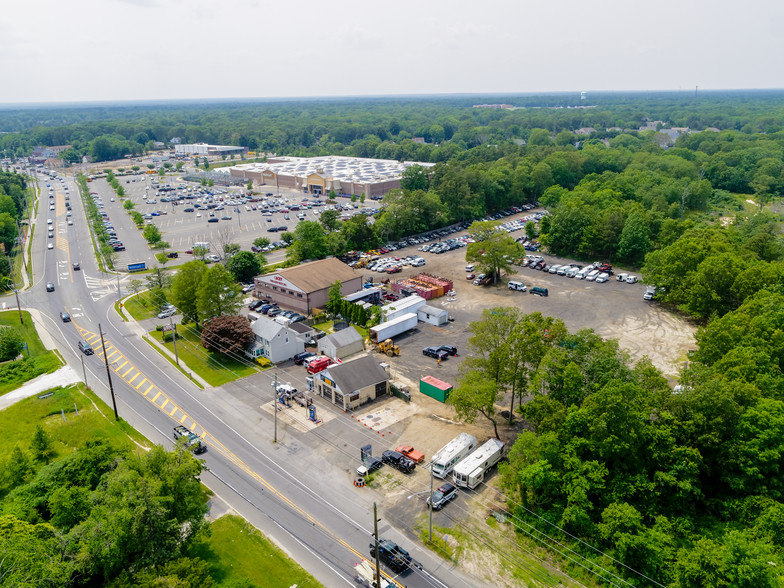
[1,0,782,104]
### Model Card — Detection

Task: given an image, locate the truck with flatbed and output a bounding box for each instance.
[173,425,206,454]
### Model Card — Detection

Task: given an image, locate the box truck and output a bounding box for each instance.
[430,432,477,479]
[452,438,504,489]
[369,313,418,343]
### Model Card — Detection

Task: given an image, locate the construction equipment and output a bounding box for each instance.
[374,338,400,357]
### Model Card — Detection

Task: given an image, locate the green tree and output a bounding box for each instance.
[142,223,162,246]
[326,280,343,314]
[319,208,341,233]
[0,326,24,361]
[286,221,328,263]
[123,199,134,210]
[617,210,651,265]
[226,250,261,283]
[465,220,520,284]
[197,264,242,319]
[246,180,253,191]
[48,484,91,530]
[169,260,207,323]
[525,221,537,241]
[6,445,32,487]
[449,369,502,439]
[253,237,270,249]
[29,425,54,463]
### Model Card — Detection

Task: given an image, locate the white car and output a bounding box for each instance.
[47,243,54,250]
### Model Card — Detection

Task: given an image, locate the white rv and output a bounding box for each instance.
[452,438,505,489]
[430,433,477,479]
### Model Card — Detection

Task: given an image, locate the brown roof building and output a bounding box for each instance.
[254,258,362,315]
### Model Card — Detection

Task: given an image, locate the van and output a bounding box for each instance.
[586,270,600,281]
[557,265,570,276]
[508,281,527,292]
[548,264,562,274]
[530,287,549,297]
[77,340,94,355]
[625,275,639,284]
[565,267,578,278]
[616,273,628,282]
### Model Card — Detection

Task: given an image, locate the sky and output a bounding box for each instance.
[1,0,783,104]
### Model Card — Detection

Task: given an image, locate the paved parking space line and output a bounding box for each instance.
[135,378,148,390]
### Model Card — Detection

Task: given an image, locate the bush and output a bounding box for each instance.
[0,327,24,361]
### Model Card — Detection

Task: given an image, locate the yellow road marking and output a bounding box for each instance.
[179,413,188,423]
[127,373,139,385]
[121,366,134,378]
[85,334,99,343]
[144,383,154,396]
[114,360,128,372]
[169,405,178,416]
[152,391,161,402]
[160,398,169,410]
[135,378,148,390]
[107,350,119,360]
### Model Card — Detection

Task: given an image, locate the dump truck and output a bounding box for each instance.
[173,425,206,454]
[374,338,400,357]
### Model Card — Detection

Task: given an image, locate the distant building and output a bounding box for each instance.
[228,155,434,199]
[174,143,248,157]
[254,258,361,315]
[30,145,71,165]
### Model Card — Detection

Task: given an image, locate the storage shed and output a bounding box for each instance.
[420,376,453,403]
[317,326,365,359]
[417,304,448,326]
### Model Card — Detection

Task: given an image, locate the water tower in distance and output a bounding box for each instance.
[580,91,587,101]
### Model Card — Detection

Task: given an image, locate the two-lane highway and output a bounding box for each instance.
[20,172,483,588]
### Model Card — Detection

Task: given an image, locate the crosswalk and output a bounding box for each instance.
[83,273,125,301]
[75,323,208,440]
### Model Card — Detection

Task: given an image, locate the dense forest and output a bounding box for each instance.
[4,92,784,586]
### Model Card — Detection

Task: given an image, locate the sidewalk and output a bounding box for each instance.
[0,366,81,411]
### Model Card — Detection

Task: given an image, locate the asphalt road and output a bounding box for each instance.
[19,171,481,588]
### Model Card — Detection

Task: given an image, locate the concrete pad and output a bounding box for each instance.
[0,365,81,411]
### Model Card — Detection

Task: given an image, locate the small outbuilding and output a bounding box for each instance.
[318,326,365,359]
[417,304,448,326]
[317,355,389,410]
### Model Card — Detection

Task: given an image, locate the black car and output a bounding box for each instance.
[207,217,219,223]
[60,311,71,322]
[423,346,449,360]
[167,252,178,259]
[267,227,278,232]
[369,539,414,573]
[293,351,317,365]
[46,282,55,292]
[278,226,288,232]
[438,345,458,357]
[72,262,80,271]
[248,300,265,311]
[357,456,383,476]
[427,482,458,510]
[382,450,415,474]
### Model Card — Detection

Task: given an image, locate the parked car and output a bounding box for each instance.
[382,450,416,474]
[157,307,177,319]
[466,273,475,280]
[438,345,458,357]
[293,351,317,365]
[427,482,458,510]
[395,445,425,463]
[530,286,549,297]
[248,300,265,310]
[423,346,449,360]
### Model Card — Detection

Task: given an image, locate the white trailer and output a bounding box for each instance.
[430,432,477,479]
[354,560,391,588]
[452,438,505,489]
[381,295,426,322]
[369,313,418,343]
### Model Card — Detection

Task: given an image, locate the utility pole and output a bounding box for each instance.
[81,354,88,389]
[429,463,434,542]
[272,373,278,443]
[116,274,121,301]
[169,315,179,365]
[13,288,23,325]
[98,323,119,420]
[373,502,381,586]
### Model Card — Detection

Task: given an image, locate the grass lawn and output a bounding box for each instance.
[123,290,161,321]
[0,383,146,464]
[150,326,261,387]
[0,310,62,396]
[188,514,324,588]
[312,320,333,333]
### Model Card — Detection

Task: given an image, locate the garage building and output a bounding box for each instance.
[316,355,389,410]
[318,326,365,359]
[254,258,362,316]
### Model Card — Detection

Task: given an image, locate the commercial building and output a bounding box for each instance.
[174,143,248,157]
[254,258,361,316]
[316,355,389,410]
[246,316,304,363]
[228,155,434,199]
[317,326,365,360]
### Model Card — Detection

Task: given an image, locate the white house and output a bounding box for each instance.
[246,316,304,363]
[317,326,365,359]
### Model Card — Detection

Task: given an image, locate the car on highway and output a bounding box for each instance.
[77,340,94,355]
[60,311,71,322]
[47,243,54,250]
[46,282,55,292]
[72,262,80,271]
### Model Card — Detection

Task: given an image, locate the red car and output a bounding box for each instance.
[386,265,402,274]
[466,273,475,280]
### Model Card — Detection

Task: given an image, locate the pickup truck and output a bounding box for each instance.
[395,445,425,464]
[382,450,415,474]
[173,425,206,454]
[370,539,417,573]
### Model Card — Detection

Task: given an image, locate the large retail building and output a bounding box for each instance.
[254,258,362,315]
[228,155,433,199]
